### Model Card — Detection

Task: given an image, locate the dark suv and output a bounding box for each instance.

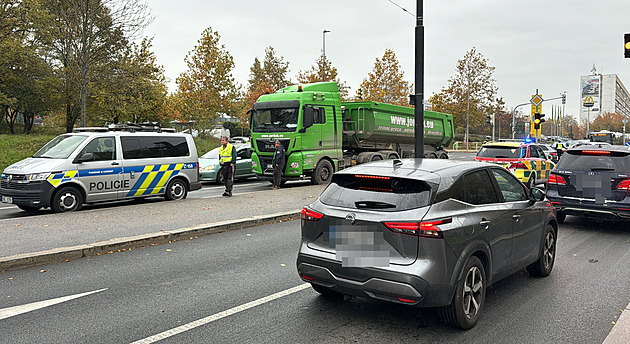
[297,159,557,329]
[546,144,630,223]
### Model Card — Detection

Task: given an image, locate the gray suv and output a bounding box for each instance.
[297,159,557,329]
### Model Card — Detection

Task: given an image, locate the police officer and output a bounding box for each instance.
[554,140,564,159]
[271,140,285,190]
[219,136,236,196]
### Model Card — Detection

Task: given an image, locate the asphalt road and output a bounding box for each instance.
[1,214,629,343]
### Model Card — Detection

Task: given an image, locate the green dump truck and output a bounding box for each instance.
[249,82,454,184]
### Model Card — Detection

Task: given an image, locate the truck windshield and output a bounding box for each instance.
[251,108,298,133]
[33,135,88,159]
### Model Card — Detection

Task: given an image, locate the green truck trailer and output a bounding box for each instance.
[249,82,454,184]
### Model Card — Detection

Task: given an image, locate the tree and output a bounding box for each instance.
[175,26,241,135]
[358,49,411,106]
[429,47,505,137]
[38,0,152,131]
[296,54,348,100]
[92,37,168,125]
[244,46,291,109]
[591,112,624,133]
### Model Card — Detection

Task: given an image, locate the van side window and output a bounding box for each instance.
[122,137,189,159]
[80,137,116,161]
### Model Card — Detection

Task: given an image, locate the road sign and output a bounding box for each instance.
[623,117,628,124]
[530,94,543,136]
[583,96,594,108]
[530,94,544,107]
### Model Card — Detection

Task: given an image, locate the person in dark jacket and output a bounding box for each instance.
[271,140,285,189]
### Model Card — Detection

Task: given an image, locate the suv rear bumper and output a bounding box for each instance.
[297,254,454,307]
[547,194,630,219]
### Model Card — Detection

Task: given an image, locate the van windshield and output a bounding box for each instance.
[33,135,88,159]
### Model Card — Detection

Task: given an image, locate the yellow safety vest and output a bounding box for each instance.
[219,144,234,164]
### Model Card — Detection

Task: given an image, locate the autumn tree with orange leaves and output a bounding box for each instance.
[174,27,241,134]
[296,54,348,100]
[358,49,412,106]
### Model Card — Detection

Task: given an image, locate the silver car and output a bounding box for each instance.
[297,159,557,329]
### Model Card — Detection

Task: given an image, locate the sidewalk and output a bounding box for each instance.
[0,184,327,272]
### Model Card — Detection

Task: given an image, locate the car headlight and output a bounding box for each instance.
[201,165,217,172]
[26,173,50,182]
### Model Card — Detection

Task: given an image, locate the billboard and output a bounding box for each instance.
[581,75,601,119]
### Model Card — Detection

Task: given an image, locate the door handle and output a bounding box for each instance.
[512,214,521,221]
[479,220,491,228]
[111,162,120,166]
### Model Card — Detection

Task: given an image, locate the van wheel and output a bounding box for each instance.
[526,224,556,277]
[51,186,83,213]
[439,256,485,330]
[311,160,333,185]
[165,179,187,200]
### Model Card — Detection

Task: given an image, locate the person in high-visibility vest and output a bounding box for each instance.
[219,136,236,197]
[553,140,564,159]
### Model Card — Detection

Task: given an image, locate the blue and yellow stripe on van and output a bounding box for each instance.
[47,170,78,187]
[125,163,186,197]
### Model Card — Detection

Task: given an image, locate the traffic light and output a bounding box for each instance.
[533,113,546,129]
[357,88,362,99]
[625,33,630,58]
[486,114,492,125]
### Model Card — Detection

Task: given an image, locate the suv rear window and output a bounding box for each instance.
[319,174,432,212]
[477,146,525,159]
[556,150,630,171]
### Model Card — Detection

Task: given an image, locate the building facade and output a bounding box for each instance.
[580,73,630,124]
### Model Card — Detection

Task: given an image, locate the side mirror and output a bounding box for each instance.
[303,106,314,129]
[74,153,94,164]
[528,187,545,205]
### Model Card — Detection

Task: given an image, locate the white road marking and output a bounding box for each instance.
[131,283,310,343]
[0,288,108,321]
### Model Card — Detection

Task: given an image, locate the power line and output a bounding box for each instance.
[387,0,414,17]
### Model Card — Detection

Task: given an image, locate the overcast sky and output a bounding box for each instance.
[142,0,630,122]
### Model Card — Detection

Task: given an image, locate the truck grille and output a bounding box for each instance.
[1,174,28,190]
[255,139,290,153]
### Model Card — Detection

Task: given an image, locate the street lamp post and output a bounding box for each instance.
[322,30,330,82]
[511,102,530,140]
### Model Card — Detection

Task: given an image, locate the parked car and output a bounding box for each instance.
[546,144,630,223]
[198,143,255,183]
[474,142,555,189]
[297,159,557,329]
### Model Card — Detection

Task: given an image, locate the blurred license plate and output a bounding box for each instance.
[1,196,13,204]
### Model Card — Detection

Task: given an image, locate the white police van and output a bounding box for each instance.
[0,123,202,212]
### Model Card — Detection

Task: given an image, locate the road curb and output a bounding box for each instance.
[0,209,301,273]
[602,301,630,344]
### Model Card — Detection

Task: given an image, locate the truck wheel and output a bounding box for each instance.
[165,179,188,200]
[51,186,83,213]
[370,153,383,161]
[427,152,438,159]
[312,160,333,185]
[438,151,449,159]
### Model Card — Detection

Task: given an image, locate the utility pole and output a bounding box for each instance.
[322,30,330,82]
[414,0,425,157]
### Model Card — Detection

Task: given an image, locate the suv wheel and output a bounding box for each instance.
[439,256,485,329]
[165,179,187,200]
[51,186,83,213]
[526,224,556,277]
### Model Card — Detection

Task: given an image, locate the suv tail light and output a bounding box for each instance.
[616,179,630,191]
[548,174,567,185]
[581,150,612,155]
[383,218,452,238]
[301,207,324,221]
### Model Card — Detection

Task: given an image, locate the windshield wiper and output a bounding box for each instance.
[355,201,396,209]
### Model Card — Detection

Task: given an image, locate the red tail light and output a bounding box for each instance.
[383,218,451,238]
[617,179,630,191]
[581,150,611,155]
[548,174,567,185]
[509,162,528,170]
[301,207,324,221]
[355,174,390,180]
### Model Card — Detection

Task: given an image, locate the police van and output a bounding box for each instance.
[0,123,202,212]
